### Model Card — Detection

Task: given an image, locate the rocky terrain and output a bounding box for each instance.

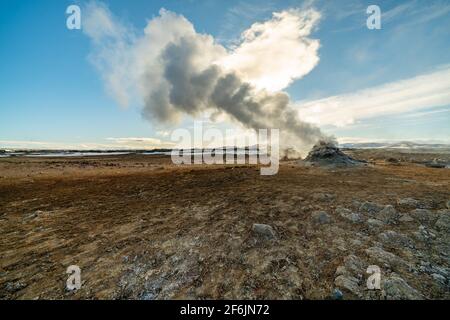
[303,141,366,168]
[0,150,449,300]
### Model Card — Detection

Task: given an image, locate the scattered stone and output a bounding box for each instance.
[336,207,363,223]
[334,255,367,298]
[435,210,450,232]
[343,255,366,275]
[350,239,363,247]
[367,218,384,229]
[397,198,439,209]
[311,193,335,202]
[397,198,420,208]
[335,265,348,277]
[425,159,447,168]
[365,247,408,269]
[332,288,343,300]
[311,211,331,224]
[334,275,362,297]
[378,230,415,249]
[351,200,362,210]
[431,273,447,287]
[359,202,383,215]
[378,205,400,224]
[252,224,276,239]
[383,274,424,300]
[418,261,449,279]
[333,238,347,251]
[399,214,414,223]
[409,209,436,224]
[5,281,27,293]
[414,225,436,243]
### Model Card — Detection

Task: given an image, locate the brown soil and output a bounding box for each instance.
[0,153,449,299]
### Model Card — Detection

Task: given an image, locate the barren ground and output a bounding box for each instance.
[0,151,449,299]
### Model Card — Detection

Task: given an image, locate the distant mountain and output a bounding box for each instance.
[339,141,450,150]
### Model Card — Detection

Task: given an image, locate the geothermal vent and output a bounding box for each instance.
[303,141,366,168]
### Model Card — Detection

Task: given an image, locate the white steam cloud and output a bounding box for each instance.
[83,3,328,153]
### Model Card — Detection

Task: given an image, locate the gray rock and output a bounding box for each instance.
[378,205,400,224]
[311,211,331,224]
[397,197,420,208]
[312,193,335,202]
[334,275,362,297]
[5,281,27,293]
[332,288,343,300]
[333,238,347,251]
[343,254,366,274]
[384,274,424,300]
[409,209,436,224]
[365,247,408,269]
[367,218,384,229]
[359,201,384,215]
[252,223,276,239]
[378,230,415,249]
[418,261,449,278]
[446,200,450,209]
[435,210,450,232]
[399,214,414,223]
[304,141,366,168]
[431,273,447,287]
[335,265,348,277]
[414,225,436,243]
[336,207,363,223]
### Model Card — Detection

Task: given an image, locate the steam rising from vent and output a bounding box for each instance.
[83,3,331,155]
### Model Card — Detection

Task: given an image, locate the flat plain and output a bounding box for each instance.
[0,150,449,299]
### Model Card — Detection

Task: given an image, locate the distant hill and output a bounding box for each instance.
[340,141,450,150]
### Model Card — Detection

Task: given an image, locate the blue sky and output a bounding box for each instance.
[0,0,449,149]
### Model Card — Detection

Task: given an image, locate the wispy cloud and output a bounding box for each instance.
[296,65,450,127]
[106,137,175,147]
[217,0,277,45]
[386,0,450,27]
[332,0,450,32]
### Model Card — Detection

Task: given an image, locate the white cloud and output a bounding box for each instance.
[83,4,321,103]
[83,4,326,152]
[83,2,136,107]
[295,66,450,127]
[219,9,320,92]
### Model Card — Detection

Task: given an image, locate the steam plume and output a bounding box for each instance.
[83,3,330,154]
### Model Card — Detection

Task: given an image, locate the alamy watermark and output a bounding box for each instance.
[66,265,81,291]
[367,5,381,30]
[366,265,381,290]
[67,4,382,31]
[66,5,81,30]
[169,121,279,175]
